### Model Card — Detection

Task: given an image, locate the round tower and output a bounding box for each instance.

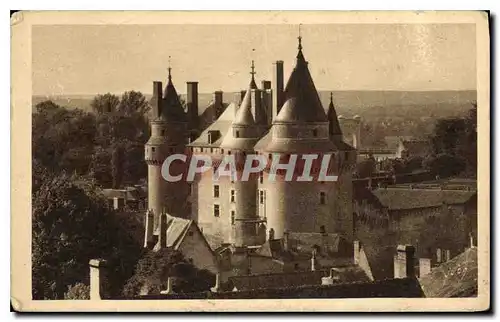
[145,65,188,230]
[256,34,344,239]
[220,62,266,247]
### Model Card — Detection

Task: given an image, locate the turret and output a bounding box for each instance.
[145,59,189,234]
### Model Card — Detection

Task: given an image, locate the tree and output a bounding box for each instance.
[91,93,120,114]
[122,249,215,297]
[423,153,466,178]
[32,169,143,300]
[356,154,376,178]
[119,91,149,116]
[64,283,90,300]
[111,141,125,189]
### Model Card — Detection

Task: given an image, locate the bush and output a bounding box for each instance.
[64,283,90,300]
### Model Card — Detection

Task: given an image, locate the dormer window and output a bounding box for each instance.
[208,130,221,144]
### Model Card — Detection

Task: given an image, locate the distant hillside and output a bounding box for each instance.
[32,90,476,119]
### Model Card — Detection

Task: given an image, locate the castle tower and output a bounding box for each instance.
[145,62,189,233]
[255,32,353,240]
[220,60,267,248]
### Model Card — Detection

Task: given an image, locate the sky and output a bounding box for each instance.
[32,23,477,96]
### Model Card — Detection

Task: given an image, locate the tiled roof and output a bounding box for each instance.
[372,188,476,210]
[419,247,477,297]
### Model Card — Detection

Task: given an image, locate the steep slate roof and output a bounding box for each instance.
[419,247,477,297]
[153,215,192,250]
[274,39,328,123]
[158,70,186,122]
[327,93,343,136]
[372,188,477,210]
[188,103,237,148]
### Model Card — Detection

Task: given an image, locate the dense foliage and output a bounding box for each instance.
[31,166,143,299]
[33,91,150,188]
[122,249,215,297]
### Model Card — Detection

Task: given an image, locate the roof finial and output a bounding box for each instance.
[298,24,303,51]
[250,59,256,78]
[167,55,172,82]
[330,92,333,103]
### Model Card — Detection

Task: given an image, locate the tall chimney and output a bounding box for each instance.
[211,273,221,293]
[393,245,415,278]
[144,209,154,248]
[272,61,284,123]
[158,212,168,249]
[261,80,271,90]
[214,91,223,119]
[89,259,108,300]
[311,249,317,271]
[152,81,163,119]
[186,82,199,129]
[283,230,290,251]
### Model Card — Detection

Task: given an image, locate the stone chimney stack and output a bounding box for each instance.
[321,268,341,285]
[419,257,432,277]
[211,273,221,293]
[157,212,168,249]
[393,245,415,279]
[214,91,223,119]
[283,230,290,251]
[436,248,442,263]
[311,249,318,271]
[272,60,284,123]
[152,81,163,119]
[160,277,174,295]
[144,209,155,248]
[89,259,108,300]
[469,232,475,248]
[186,82,199,129]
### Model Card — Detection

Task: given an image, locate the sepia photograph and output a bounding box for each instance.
[10,10,490,312]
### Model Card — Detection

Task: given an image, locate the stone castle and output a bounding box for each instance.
[143,35,357,251]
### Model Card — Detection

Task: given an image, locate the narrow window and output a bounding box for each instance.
[320,192,326,205]
[152,147,156,152]
[259,172,264,184]
[213,185,220,198]
[235,130,240,138]
[221,149,224,154]
[210,148,214,153]
[259,190,265,204]
[161,129,165,136]
[228,150,231,155]
[231,211,235,225]
[213,204,220,217]
[200,148,204,153]
[312,129,318,137]
[230,189,235,203]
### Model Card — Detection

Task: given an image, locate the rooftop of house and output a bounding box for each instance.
[124,277,424,299]
[419,247,477,297]
[101,186,147,201]
[188,103,237,148]
[152,215,193,250]
[372,188,477,210]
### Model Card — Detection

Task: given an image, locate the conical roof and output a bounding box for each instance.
[327,92,342,136]
[160,68,186,122]
[275,38,328,123]
[234,90,255,125]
